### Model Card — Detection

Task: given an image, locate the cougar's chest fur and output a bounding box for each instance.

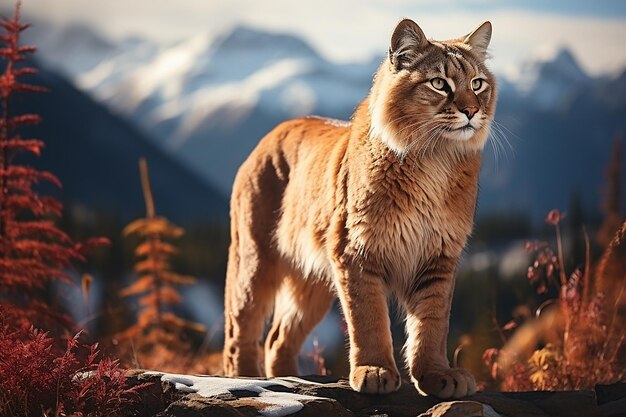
[345,149,480,284]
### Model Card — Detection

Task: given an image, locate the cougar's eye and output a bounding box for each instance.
[430,77,447,91]
[472,79,483,91]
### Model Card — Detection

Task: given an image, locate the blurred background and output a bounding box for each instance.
[5,0,625,382]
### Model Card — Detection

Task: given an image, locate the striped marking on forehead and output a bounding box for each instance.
[441,45,472,74]
[444,46,464,59]
[405,44,477,78]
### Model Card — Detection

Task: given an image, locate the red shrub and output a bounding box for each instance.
[0,316,147,417]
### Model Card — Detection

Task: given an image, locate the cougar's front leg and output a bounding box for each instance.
[401,256,476,399]
[333,266,401,394]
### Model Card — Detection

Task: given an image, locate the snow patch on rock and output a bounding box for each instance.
[146,372,328,417]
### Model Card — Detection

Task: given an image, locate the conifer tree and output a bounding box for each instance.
[120,158,205,347]
[0,3,106,331]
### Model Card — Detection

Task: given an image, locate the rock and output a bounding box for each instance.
[474,390,599,417]
[532,390,597,416]
[598,397,626,417]
[124,371,626,417]
[596,383,626,405]
[416,400,500,417]
[471,392,549,417]
[160,395,252,417]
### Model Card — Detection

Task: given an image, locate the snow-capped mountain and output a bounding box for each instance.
[68,26,379,192]
[81,25,375,129]
[27,23,626,222]
[514,47,592,110]
[22,22,117,76]
[18,57,228,225]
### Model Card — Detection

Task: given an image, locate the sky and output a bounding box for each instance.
[20,0,626,77]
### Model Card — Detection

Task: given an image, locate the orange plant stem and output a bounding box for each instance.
[139,157,155,219]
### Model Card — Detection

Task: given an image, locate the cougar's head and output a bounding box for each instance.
[369,19,497,157]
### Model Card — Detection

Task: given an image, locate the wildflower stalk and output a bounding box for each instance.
[555,221,567,287]
[581,227,591,309]
[489,200,626,390]
[601,272,626,360]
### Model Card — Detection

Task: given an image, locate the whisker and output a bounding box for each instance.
[405,122,443,149]
[395,119,437,138]
[419,126,444,160]
[411,126,442,165]
[411,127,441,169]
[491,121,515,156]
[488,127,500,171]
[403,123,443,157]
[385,112,436,126]
[486,120,515,171]
[428,127,446,159]
[491,119,518,140]
[490,120,515,154]
[416,128,436,160]
[400,122,442,161]
[489,122,513,162]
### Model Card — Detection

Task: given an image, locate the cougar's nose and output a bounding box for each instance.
[461,106,479,120]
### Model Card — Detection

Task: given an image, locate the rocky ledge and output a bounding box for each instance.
[124,371,626,417]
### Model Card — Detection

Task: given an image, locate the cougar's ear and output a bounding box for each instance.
[389,19,429,70]
[463,21,492,61]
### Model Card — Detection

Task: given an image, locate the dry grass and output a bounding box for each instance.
[483,211,626,391]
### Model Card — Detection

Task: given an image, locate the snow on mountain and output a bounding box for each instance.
[18,57,228,225]
[77,38,160,98]
[80,26,322,114]
[21,18,161,92]
[165,58,313,148]
[23,22,118,76]
[82,34,213,117]
[76,25,376,159]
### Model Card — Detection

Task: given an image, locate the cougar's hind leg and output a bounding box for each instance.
[223,228,280,377]
[265,273,334,377]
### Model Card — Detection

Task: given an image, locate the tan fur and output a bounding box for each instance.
[223,19,497,399]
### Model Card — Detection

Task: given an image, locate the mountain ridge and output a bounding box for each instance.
[15,57,229,226]
[24,23,626,223]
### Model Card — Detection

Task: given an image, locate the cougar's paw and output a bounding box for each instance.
[415,367,476,399]
[350,365,401,394]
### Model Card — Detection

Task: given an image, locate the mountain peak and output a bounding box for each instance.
[211,25,320,60]
[23,22,117,76]
[515,46,589,97]
[551,47,578,66]
[538,47,587,81]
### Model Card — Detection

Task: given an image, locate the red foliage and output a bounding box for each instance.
[525,239,559,294]
[545,208,566,226]
[0,3,107,332]
[0,317,148,417]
